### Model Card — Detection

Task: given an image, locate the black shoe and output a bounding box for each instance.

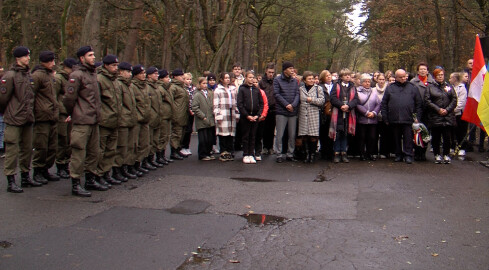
[276,156,284,163]
[85,173,109,191]
[99,173,113,189]
[156,152,169,165]
[142,158,157,170]
[112,167,128,182]
[21,172,42,187]
[148,155,164,168]
[122,165,138,179]
[71,178,91,197]
[43,168,60,182]
[33,168,49,185]
[129,165,144,177]
[56,163,70,179]
[333,153,341,163]
[170,152,184,160]
[405,156,413,164]
[369,155,376,161]
[135,162,149,174]
[341,152,349,163]
[7,175,23,193]
[394,156,403,162]
[286,156,297,162]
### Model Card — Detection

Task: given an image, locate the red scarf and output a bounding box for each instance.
[328,84,357,140]
[418,75,428,86]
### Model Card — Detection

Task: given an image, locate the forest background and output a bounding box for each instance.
[0,0,488,75]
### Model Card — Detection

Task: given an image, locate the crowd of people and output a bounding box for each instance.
[0,45,484,197]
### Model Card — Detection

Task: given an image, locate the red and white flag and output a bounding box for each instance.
[462,35,487,130]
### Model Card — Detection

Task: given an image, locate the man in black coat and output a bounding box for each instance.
[380,69,423,164]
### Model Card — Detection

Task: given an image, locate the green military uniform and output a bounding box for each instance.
[131,78,151,162]
[96,66,121,177]
[63,63,101,179]
[54,69,72,171]
[169,79,189,154]
[0,64,35,177]
[115,75,137,168]
[147,80,163,156]
[31,66,59,175]
[157,81,173,156]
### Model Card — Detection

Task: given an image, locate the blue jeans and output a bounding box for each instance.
[333,130,348,152]
[0,115,5,149]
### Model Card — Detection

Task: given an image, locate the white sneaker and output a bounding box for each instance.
[179,149,188,156]
[458,149,466,156]
[185,149,192,155]
[212,145,220,154]
[243,156,250,164]
[435,155,442,164]
[443,155,451,164]
[255,155,262,161]
[250,156,257,164]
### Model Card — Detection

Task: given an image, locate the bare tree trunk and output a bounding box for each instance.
[81,0,101,56]
[59,0,72,59]
[122,7,143,63]
[0,0,5,65]
[433,0,445,68]
[19,0,30,47]
[452,0,460,70]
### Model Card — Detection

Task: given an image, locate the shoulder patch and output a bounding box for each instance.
[67,86,74,94]
[1,79,6,84]
[0,87,6,94]
[69,78,75,83]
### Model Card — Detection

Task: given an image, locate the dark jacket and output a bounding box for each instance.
[32,66,59,122]
[156,80,173,120]
[63,64,101,125]
[237,84,264,118]
[117,76,137,128]
[410,74,435,123]
[259,75,276,112]
[424,81,457,127]
[169,80,189,126]
[273,73,299,116]
[147,80,163,128]
[330,80,359,131]
[131,79,151,124]
[97,66,121,129]
[54,69,69,116]
[0,64,35,125]
[380,81,423,125]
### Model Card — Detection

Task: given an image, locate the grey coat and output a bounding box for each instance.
[298,84,325,136]
[192,89,215,130]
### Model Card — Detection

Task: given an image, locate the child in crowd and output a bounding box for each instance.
[191,77,216,161]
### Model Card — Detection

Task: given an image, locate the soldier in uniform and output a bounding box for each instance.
[96,54,124,187]
[115,62,139,179]
[130,65,155,174]
[169,69,189,160]
[31,51,60,184]
[156,69,173,165]
[63,46,108,197]
[54,58,77,179]
[146,67,165,168]
[0,46,40,192]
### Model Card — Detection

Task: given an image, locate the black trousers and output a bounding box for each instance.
[392,123,414,158]
[378,121,393,156]
[219,135,234,154]
[319,115,334,159]
[255,120,265,155]
[262,111,276,150]
[431,126,452,156]
[198,127,215,159]
[241,118,259,156]
[453,115,468,149]
[357,123,377,157]
[181,114,194,149]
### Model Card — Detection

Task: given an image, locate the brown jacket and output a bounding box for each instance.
[32,66,59,122]
[0,64,35,126]
[54,69,69,116]
[147,80,163,128]
[117,76,137,128]
[169,80,189,126]
[156,81,173,120]
[131,79,151,124]
[63,64,101,125]
[97,66,121,129]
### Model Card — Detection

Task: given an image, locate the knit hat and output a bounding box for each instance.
[282,61,294,71]
[118,62,132,71]
[39,51,55,63]
[63,58,78,68]
[146,66,158,75]
[132,65,145,76]
[158,69,169,79]
[13,46,30,58]
[207,73,216,81]
[172,69,184,77]
[76,46,93,58]
[102,54,119,65]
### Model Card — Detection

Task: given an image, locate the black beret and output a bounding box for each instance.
[146,66,158,75]
[76,46,93,58]
[63,58,78,68]
[282,61,294,71]
[118,62,132,71]
[172,69,184,77]
[94,62,102,68]
[13,46,30,58]
[132,64,145,76]
[102,54,119,65]
[207,73,216,81]
[39,51,55,63]
[158,69,169,79]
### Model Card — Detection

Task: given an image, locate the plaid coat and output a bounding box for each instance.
[298,84,325,136]
[213,84,240,136]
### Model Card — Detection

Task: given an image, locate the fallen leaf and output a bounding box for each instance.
[245,205,251,209]
[248,210,254,214]
[431,253,439,257]
[441,240,447,243]
[393,235,409,242]
[475,231,481,234]
[170,228,175,231]
[407,261,412,265]
[229,259,240,263]
[378,208,383,211]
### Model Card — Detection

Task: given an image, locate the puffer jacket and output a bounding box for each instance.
[0,64,35,125]
[273,73,299,116]
[170,80,189,126]
[131,79,151,124]
[237,84,264,118]
[380,81,422,125]
[356,86,380,125]
[54,69,69,116]
[117,76,137,128]
[259,75,276,112]
[157,80,173,120]
[147,80,163,128]
[424,81,457,127]
[63,64,101,125]
[32,66,59,122]
[97,66,121,129]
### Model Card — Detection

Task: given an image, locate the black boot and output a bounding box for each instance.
[43,167,60,182]
[121,165,138,179]
[135,162,148,174]
[7,175,23,193]
[130,164,144,176]
[162,150,174,163]
[309,141,318,163]
[85,172,109,191]
[112,167,128,182]
[100,172,117,187]
[33,167,49,185]
[170,148,184,160]
[56,163,70,179]
[142,157,157,170]
[148,154,164,168]
[71,178,91,197]
[156,151,168,165]
[21,171,42,187]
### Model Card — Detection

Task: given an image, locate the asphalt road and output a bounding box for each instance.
[0,135,488,270]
